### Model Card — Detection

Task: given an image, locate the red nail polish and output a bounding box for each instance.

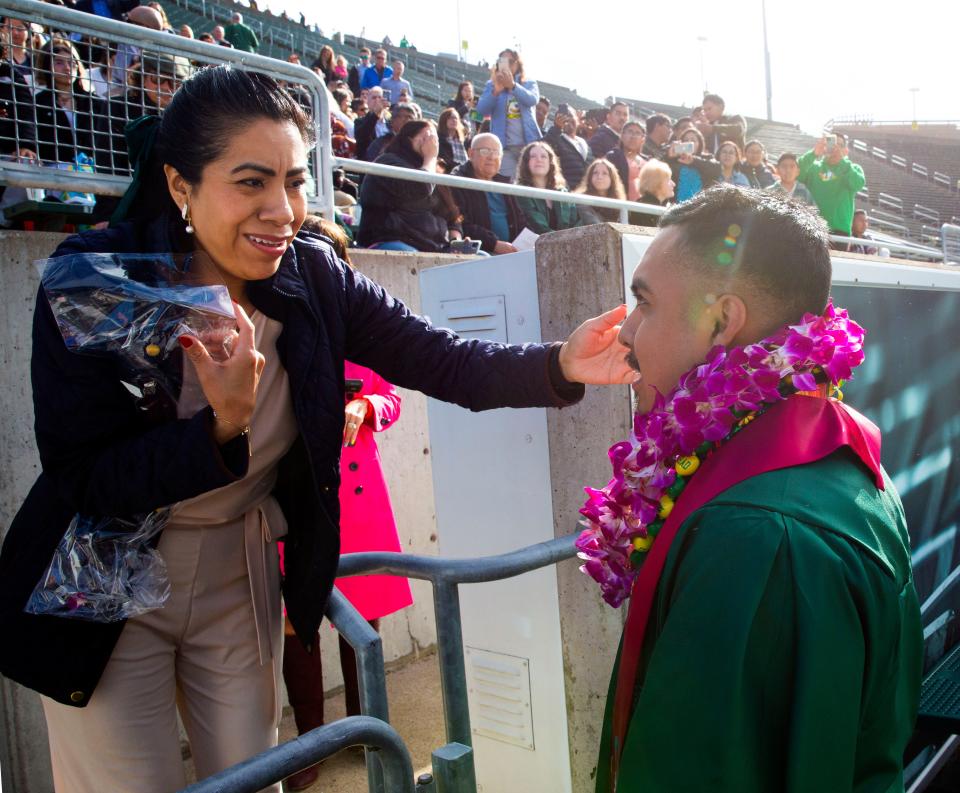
[178,336,193,349]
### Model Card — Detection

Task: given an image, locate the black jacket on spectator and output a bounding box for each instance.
[0,61,37,156]
[450,160,526,253]
[633,191,670,226]
[642,139,669,161]
[588,124,619,158]
[99,89,162,174]
[33,87,109,165]
[73,0,139,19]
[357,143,462,252]
[604,147,647,195]
[0,212,583,706]
[364,131,394,164]
[354,111,385,161]
[701,114,747,154]
[544,125,591,190]
[740,163,776,189]
[347,64,362,97]
[667,153,722,192]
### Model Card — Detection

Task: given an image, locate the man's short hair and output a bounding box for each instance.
[702,93,725,110]
[645,113,672,134]
[622,121,645,134]
[658,186,831,326]
[853,208,867,218]
[392,58,403,66]
[470,132,502,151]
[538,96,551,106]
[390,102,416,117]
[609,101,629,112]
[776,152,798,165]
[360,47,371,55]
[232,12,242,22]
[585,108,608,124]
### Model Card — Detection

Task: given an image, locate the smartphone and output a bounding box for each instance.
[498,56,510,72]
[824,134,837,148]
[450,239,482,255]
[345,378,363,399]
[673,141,696,156]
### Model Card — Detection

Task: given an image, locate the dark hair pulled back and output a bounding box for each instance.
[157,65,315,185]
[118,66,315,229]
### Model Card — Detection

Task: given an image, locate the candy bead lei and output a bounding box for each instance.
[576,302,865,608]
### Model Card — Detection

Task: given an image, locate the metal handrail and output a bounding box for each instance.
[177,716,415,793]
[333,534,580,793]
[335,156,946,261]
[0,0,333,217]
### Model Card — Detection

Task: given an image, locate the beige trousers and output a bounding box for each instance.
[42,515,284,793]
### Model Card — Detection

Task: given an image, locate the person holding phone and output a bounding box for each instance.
[797,131,866,236]
[476,48,542,179]
[666,128,721,202]
[0,66,633,793]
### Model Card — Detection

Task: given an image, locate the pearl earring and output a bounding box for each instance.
[181,202,194,234]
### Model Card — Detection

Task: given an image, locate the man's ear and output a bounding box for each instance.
[710,293,748,346]
[163,164,190,213]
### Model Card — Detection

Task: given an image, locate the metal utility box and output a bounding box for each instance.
[421,252,572,793]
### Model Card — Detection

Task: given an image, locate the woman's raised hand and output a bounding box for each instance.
[179,301,265,444]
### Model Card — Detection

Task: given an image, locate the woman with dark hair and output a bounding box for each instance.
[447,80,475,135]
[437,106,468,166]
[0,64,631,791]
[741,138,776,188]
[33,37,108,167]
[357,119,465,252]
[574,158,626,224]
[514,140,581,233]
[476,48,541,178]
[717,140,751,186]
[666,127,721,202]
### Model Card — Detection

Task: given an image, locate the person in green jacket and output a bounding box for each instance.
[592,186,921,792]
[514,140,583,234]
[224,12,259,53]
[798,132,866,235]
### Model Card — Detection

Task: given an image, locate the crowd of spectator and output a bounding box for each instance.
[0,3,870,253]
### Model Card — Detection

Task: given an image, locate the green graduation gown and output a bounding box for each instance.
[594,448,923,793]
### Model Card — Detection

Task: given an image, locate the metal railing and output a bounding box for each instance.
[0,0,333,216]
[179,716,415,793]
[181,534,580,793]
[334,156,946,261]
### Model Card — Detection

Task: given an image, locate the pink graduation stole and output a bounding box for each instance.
[608,395,884,788]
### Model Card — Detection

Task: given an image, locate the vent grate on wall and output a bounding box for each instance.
[466,646,535,750]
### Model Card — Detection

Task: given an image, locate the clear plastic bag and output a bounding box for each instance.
[25,511,171,621]
[38,251,235,400]
[27,252,236,622]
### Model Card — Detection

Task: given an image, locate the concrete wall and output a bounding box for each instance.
[535,224,645,790]
[0,236,470,793]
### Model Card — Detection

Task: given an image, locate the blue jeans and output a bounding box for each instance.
[369,241,418,252]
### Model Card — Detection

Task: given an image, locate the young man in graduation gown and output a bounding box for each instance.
[590,186,923,793]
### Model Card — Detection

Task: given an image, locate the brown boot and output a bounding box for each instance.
[283,634,324,791]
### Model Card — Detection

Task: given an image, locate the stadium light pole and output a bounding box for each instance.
[761,0,772,120]
[696,36,708,96]
[456,0,462,61]
[909,87,919,128]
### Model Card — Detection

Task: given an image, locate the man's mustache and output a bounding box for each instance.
[625,350,640,372]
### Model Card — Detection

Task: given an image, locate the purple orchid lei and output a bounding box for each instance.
[576,301,866,608]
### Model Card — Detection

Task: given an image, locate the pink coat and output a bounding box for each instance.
[333,362,413,621]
